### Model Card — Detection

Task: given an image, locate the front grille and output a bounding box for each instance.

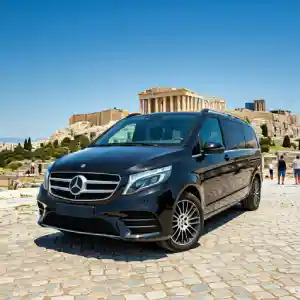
[49,172,120,201]
[121,211,161,235]
[43,212,117,235]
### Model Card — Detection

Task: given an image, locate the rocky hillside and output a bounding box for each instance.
[226,109,300,142]
[49,120,118,142]
[46,109,300,146]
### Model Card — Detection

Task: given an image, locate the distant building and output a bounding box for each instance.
[138,87,226,114]
[69,108,130,126]
[254,99,266,112]
[270,109,291,115]
[244,99,266,112]
[245,102,255,111]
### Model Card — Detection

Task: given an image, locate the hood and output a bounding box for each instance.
[51,146,185,174]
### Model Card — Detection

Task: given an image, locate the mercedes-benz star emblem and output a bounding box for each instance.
[81,164,86,168]
[69,175,87,196]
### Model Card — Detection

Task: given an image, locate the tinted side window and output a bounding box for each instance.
[199,117,224,146]
[243,124,259,149]
[221,119,245,150]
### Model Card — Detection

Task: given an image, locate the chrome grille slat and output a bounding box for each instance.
[51,178,71,183]
[51,186,70,192]
[87,180,119,185]
[49,171,121,201]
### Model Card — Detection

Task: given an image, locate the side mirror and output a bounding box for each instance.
[203,142,225,154]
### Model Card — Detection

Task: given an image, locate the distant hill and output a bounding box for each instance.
[0,137,46,143]
[0,137,24,143]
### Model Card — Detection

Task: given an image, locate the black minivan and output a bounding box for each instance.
[37,109,262,252]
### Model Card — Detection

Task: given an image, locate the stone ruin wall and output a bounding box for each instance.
[226,109,300,140]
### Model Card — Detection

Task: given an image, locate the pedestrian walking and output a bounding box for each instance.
[292,155,300,185]
[277,155,287,185]
[268,162,274,180]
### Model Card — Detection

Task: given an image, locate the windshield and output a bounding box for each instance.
[92,114,198,146]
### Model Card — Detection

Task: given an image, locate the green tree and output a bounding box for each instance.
[7,161,22,171]
[27,137,32,151]
[245,117,251,124]
[53,139,59,148]
[260,124,268,137]
[259,137,270,153]
[282,135,291,148]
[75,135,90,149]
[14,143,24,154]
[24,138,28,150]
[61,137,71,147]
[68,140,79,153]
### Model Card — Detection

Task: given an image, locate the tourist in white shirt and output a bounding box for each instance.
[292,156,300,185]
[268,163,274,180]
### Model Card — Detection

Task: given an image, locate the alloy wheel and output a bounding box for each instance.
[171,199,201,246]
[252,179,261,206]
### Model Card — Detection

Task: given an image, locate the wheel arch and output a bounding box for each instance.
[174,183,205,212]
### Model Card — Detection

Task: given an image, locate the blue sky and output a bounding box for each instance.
[1,0,300,139]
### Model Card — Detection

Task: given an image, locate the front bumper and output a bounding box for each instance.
[37,184,176,242]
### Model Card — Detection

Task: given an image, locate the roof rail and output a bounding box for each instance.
[126,113,141,118]
[202,109,241,120]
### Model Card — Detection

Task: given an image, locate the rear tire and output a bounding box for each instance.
[157,192,204,252]
[241,176,261,211]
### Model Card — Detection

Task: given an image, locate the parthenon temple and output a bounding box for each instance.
[138,87,226,114]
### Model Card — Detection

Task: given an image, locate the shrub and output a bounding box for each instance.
[7,161,22,171]
[74,135,90,149]
[259,137,270,146]
[260,124,268,137]
[61,137,71,147]
[282,135,291,148]
[245,117,251,124]
[53,139,59,148]
[260,144,270,153]
[291,142,297,150]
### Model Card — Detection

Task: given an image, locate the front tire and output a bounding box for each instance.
[241,176,261,211]
[157,192,204,252]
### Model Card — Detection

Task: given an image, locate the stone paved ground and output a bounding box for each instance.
[0,180,300,300]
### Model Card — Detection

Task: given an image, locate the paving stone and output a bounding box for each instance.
[0,180,300,299]
[145,290,167,299]
[125,295,147,300]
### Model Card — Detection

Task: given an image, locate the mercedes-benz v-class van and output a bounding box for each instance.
[37,109,262,252]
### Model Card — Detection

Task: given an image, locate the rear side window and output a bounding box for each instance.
[243,124,259,149]
[221,119,245,150]
[199,117,224,146]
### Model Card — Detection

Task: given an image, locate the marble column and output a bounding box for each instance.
[177,95,181,111]
[140,99,143,113]
[154,98,159,112]
[182,96,186,111]
[147,99,151,114]
[163,97,167,112]
[170,96,174,112]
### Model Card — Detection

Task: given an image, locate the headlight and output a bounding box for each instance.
[123,166,172,195]
[43,163,54,191]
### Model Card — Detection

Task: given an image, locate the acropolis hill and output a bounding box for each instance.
[50,87,300,144]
